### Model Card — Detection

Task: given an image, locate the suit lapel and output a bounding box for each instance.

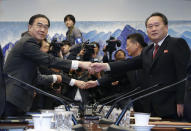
[151,36,170,67]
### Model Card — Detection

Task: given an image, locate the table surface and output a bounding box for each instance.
[1,119,191,131]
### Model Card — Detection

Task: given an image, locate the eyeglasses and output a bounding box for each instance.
[35,23,49,30]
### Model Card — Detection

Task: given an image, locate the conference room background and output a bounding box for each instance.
[0,0,191,57]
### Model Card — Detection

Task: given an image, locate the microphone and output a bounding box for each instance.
[5,74,87,131]
[98,84,159,124]
[92,92,127,112]
[97,91,129,103]
[106,77,187,131]
[96,87,141,114]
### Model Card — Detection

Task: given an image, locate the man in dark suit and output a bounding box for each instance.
[0,45,6,117]
[87,33,147,110]
[88,12,190,119]
[3,14,90,116]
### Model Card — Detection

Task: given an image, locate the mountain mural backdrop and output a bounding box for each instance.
[0,21,191,59]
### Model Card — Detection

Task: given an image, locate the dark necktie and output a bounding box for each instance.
[153,44,159,58]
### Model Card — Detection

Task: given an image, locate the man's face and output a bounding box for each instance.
[115,51,126,61]
[61,44,71,54]
[146,16,168,43]
[28,17,49,42]
[126,39,138,57]
[65,19,74,28]
[40,40,50,53]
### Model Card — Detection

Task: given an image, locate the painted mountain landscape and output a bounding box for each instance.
[0,21,191,58]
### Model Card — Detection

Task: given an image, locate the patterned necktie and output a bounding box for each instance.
[153,44,159,58]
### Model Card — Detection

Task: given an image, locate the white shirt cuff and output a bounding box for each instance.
[71,60,79,70]
[52,75,57,83]
[96,80,100,86]
[69,79,76,86]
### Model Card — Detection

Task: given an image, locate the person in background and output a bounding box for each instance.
[64,14,83,45]
[87,34,147,109]
[114,49,126,61]
[61,40,72,60]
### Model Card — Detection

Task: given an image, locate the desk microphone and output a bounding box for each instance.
[5,74,87,131]
[106,77,187,131]
[98,83,159,124]
[97,86,141,114]
[97,92,127,103]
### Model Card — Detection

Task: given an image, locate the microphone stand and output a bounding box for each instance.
[97,92,126,104]
[104,84,159,119]
[98,84,159,124]
[107,77,187,131]
[6,74,86,131]
[97,87,141,114]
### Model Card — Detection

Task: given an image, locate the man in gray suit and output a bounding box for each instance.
[3,14,90,116]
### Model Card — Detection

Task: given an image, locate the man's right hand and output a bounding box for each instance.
[74,80,87,89]
[78,61,92,70]
[56,75,62,83]
[85,80,98,88]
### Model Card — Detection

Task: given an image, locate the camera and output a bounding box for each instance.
[69,40,96,61]
[82,40,96,61]
[103,37,121,53]
[49,38,64,57]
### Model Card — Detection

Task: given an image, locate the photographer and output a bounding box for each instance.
[102,37,121,62]
[76,41,102,62]
[61,40,72,60]
[49,38,64,59]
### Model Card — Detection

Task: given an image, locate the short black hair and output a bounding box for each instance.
[127,33,147,47]
[145,12,168,27]
[64,14,76,24]
[62,40,71,46]
[114,49,126,58]
[29,14,50,27]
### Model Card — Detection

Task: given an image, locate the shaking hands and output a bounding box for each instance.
[72,61,110,89]
[78,61,110,73]
[74,80,98,89]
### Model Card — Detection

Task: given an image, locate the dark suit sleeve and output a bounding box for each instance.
[34,69,53,86]
[61,73,71,85]
[97,72,113,86]
[172,38,190,104]
[22,39,72,73]
[108,55,142,74]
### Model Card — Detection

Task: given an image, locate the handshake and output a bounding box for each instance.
[72,61,110,89]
